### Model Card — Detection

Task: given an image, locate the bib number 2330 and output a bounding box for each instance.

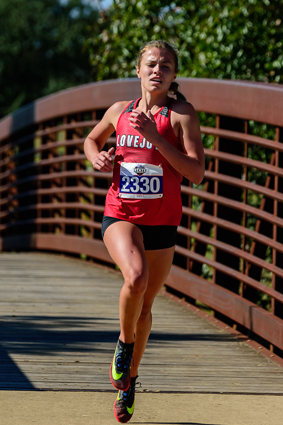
[119,162,163,199]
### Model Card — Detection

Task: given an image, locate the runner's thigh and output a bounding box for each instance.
[103,221,148,279]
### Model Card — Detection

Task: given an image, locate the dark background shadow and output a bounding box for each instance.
[0,313,242,390]
[0,314,119,390]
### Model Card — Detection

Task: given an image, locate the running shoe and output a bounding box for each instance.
[110,339,134,391]
[113,376,139,423]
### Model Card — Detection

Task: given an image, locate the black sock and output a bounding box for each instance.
[118,339,134,350]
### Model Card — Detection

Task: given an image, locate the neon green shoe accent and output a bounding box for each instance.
[126,400,135,415]
[112,347,123,381]
[116,392,135,415]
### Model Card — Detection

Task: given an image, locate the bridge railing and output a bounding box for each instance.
[0,78,282,356]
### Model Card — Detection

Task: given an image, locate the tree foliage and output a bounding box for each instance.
[86,0,283,83]
[0,0,99,118]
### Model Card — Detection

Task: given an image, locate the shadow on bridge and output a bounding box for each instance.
[0,313,241,391]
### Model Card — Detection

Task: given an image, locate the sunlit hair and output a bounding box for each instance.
[136,40,186,101]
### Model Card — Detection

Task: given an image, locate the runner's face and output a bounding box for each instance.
[137,48,176,93]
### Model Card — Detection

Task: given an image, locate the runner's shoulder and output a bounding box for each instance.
[171,99,196,115]
[171,99,198,126]
[107,101,132,117]
[102,101,131,127]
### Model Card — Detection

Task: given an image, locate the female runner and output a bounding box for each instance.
[84,40,205,423]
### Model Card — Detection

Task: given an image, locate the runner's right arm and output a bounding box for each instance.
[84,102,126,172]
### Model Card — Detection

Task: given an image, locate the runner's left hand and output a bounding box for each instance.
[129,110,160,143]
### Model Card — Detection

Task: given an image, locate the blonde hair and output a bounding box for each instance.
[136,40,186,101]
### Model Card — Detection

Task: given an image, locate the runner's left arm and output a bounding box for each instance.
[129,103,205,185]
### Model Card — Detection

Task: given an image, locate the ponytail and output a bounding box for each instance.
[169,81,187,101]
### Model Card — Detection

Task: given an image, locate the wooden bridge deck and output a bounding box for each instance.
[0,252,282,394]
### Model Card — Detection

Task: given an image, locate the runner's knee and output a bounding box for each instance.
[124,267,148,295]
[138,304,152,321]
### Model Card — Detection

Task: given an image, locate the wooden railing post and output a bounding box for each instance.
[275,126,283,319]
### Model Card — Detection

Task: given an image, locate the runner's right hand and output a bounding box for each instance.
[92,147,115,172]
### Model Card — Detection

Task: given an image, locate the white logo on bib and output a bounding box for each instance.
[134,165,147,176]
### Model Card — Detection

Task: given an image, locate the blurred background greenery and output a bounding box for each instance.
[0,0,98,118]
[0,0,282,119]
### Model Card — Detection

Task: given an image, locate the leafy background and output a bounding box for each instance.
[0,0,98,118]
[86,0,283,83]
[0,0,282,119]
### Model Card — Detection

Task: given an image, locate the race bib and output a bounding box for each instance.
[119,162,163,199]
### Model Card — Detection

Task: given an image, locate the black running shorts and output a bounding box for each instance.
[101,216,177,250]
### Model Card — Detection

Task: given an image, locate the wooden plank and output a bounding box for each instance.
[0,252,283,393]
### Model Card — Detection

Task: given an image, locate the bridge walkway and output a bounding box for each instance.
[0,252,282,425]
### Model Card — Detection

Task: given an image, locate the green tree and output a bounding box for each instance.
[0,0,99,118]
[86,0,283,83]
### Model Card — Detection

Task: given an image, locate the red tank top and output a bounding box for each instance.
[104,98,184,226]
